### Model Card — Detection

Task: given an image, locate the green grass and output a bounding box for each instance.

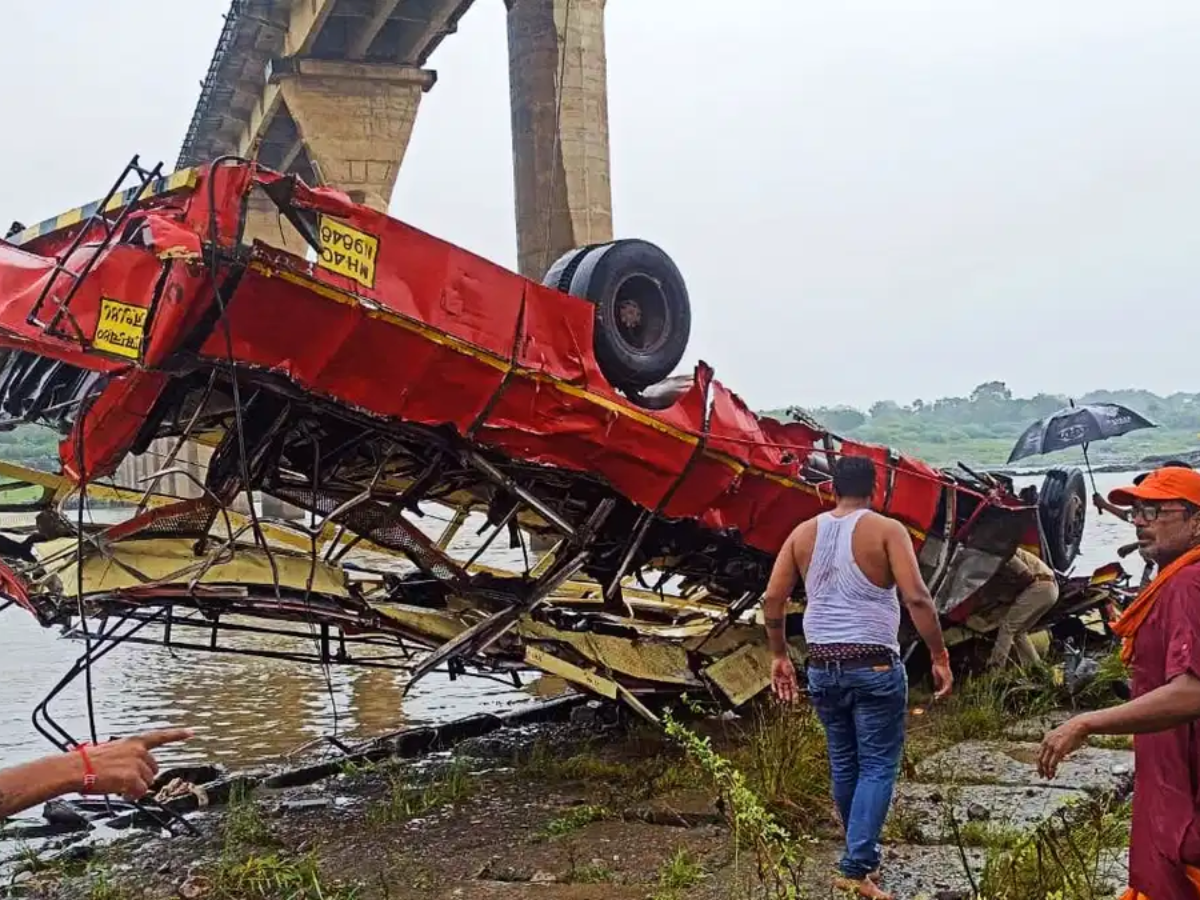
[223,787,273,848]
[0,481,46,503]
[367,760,474,826]
[649,848,705,900]
[906,656,1127,765]
[973,796,1131,900]
[724,703,832,835]
[210,851,360,900]
[513,734,697,805]
[87,867,129,900]
[956,820,1025,850]
[537,804,610,840]
[566,860,615,884]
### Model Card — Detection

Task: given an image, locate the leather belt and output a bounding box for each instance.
[807,653,895,671]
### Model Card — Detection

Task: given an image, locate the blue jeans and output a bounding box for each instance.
[806,661,908,879]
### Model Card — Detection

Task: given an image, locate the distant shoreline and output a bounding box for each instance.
[975,449,1200,479]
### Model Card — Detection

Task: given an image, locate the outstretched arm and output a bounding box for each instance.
[1093,493,1130,521]
[0,753,82,819]
[0,729,192,819]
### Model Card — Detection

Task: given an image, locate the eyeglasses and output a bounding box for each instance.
[1130,502,1195,522]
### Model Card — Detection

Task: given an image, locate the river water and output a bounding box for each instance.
[0,469,1146,772]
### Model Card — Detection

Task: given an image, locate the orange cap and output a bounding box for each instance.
[1109,466,1200,508]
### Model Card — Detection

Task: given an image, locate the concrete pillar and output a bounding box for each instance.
[113,439,206,500]
[272,59,435,212]
[506,0,613,279]
[507,0,613,553]
[190,61,432,523]
[242,195,312,256]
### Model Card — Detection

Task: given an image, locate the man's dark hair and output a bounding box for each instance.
[832,456,876,500]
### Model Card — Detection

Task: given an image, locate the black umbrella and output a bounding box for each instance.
[1007,401,1156,487]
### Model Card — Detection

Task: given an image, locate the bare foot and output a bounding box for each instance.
[833,874,894,899]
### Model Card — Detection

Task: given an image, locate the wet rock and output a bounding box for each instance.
[569,702,601,727]
[966,802,990,822]
[42,799,92,829]
[1096,847,1131,892]
[1067,657,1101,696]
[872,845,986,898]
[622,791,722,828]
[477,864,534,883]
[1004,711,1074,741]
[177,874,210,898]
[915,740,1134,795]
[59,843,95,865]
[279,797,331,814]
[153,765,222,793]
[892,783,1088,843]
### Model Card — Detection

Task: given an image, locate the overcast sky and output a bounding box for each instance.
[2,1,1198,411]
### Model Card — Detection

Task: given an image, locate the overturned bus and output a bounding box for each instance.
[0,157,1124,736]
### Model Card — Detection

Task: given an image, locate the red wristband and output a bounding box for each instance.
[76,742,97,793]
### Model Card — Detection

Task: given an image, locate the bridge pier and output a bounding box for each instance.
[116,0,617,550]
[271,59,435,212]
[507,0,613,551]
[506,0,614,280]
[115,60,435,513]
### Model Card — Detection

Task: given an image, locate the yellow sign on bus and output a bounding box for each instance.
[93,297,147,360]
[317,216,378,289]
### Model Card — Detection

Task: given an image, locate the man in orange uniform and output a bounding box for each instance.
[1039,467,1200,898]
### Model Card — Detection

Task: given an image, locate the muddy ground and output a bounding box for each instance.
[5,690,1135,900]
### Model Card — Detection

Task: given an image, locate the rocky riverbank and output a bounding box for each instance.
[989,448,1200,479]
[6,664,1136,900]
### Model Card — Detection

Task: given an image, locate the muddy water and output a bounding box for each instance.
[0,504,545,772]
[0,469,1145,771]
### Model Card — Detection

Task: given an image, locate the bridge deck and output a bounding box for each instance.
[179,0,475,172]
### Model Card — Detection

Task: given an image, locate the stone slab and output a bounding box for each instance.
[1003,711,1075,741]
[876,842,1127,899]
[1005,715,1134,751]
[875,843,988,899]
[892,782,1089,844]
[439,884,647,900]
[915,741,1134,795]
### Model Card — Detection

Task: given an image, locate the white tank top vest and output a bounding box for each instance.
[801,509,902,654]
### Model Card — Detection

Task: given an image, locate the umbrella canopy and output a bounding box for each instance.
[1007,402,1156,464]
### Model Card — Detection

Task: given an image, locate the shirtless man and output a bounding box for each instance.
[764,455,953,899]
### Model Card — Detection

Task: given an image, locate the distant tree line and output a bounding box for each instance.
[0,424,60,471]
[0,383,1196,475]
[766,383,1200,467]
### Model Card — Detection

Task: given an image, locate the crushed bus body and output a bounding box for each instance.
[0,157,1127,738]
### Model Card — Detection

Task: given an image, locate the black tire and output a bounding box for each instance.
[555,240,691,391]
[1039,467,1087,570]
[541,244,600,293]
